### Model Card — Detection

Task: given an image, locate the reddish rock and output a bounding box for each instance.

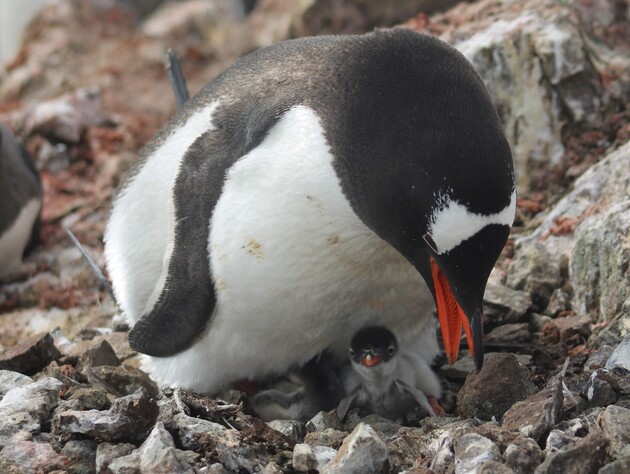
[0,332,61,374]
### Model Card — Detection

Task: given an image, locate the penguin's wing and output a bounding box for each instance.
[336,386,361,420]
[127,99,284,357]
[395,379,437,417]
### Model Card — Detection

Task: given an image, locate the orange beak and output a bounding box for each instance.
[430,257,476,365]
[362,354,382,367]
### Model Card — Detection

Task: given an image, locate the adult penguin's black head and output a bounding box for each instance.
[329,30,515,371]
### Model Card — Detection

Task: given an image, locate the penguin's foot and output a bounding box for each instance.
[428,395,445,416]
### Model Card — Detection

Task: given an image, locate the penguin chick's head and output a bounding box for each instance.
[349,326,398,368]
[332,31,516,372]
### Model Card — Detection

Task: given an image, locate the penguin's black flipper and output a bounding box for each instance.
[128,102,273,357]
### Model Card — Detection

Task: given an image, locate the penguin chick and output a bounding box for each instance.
[337,326,442,421]
[251,354,343,422]
[0,124,42,279]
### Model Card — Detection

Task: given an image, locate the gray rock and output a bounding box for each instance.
[457,353,536,420]
[502,379,563,442]
[84,364,159,397]
[454,2,601,193]
[22,88,104,144]
[545,288,572,317]
[293,443,337,472]
[324,422,388,474]
[439,355,476,381]
[546,429,578,453]
[60,440,97,474]
[505,243,562,311]
[306,410,343,432]
[515,142,630,319]
[485,323,531,345]
[80,339,120,368]
[0,332,61,374]
[535,430,608,474]
[453,433,502,473]
[606,335,630,371]
[304,428,348,449]
[387,419,478,473]
[586,369,618,408]
[478,461,515,473]
[0,377,63,448]
[268,419,307,443]
[586,345,615,371]
[0,439,67,472]
[95,442,136,473]
[529,313,553,332]
[483,284,532,325]
[504,436,544,473]
[108,422,194,474]
[0,370,33,397]
[54,387,159,442]
[599,457,630,474]
[597,405,630,457]
[173,412,226,450]
[66,387,111,411]
[571,201,630,323]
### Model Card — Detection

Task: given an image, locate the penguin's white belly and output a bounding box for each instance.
[0,198,40,278]
[111,105,438,393]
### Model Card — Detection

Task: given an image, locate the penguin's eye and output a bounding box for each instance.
[423,233,439,253]
[387,346,395,356]
[349,349,356,358]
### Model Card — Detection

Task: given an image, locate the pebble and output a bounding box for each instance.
[54,387,159,441]
[108,422,195,473]
[453,433,502,473]
[597,405,630,457]
[586,369,618,407]
[457,353,537,420]
[268,419,307,443]
[534,430,607,473]
[502,379,563,442]
[304,428,348,449]
[0,332,61,374]
[0,439,67,472]
[0,377,63,448]
[483,284,532,325]
[293,443,337,472]
[173,412,226,450]
[306,410,343,432]
[324,423,388,473]
[0,370,33,397]
[95,442,136,473]
[504,436,544,473]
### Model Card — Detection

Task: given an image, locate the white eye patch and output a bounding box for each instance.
[427,190,516,254]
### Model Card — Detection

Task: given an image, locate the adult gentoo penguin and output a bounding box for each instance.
[0,124,42,279]
[104,28,515,394]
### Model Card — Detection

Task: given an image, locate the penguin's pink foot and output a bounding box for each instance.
[428,396,445,416]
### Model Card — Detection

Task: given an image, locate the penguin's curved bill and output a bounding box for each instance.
[430,258,484,371]
[362,354,382,367]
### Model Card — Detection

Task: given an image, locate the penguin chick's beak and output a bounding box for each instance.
[430,257,484,371]
[362,354,382,367]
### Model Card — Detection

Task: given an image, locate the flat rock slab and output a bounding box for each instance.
[457,353,537,420]
[0,332,61,374]
[54,387,158,442]
[502,379,563,442]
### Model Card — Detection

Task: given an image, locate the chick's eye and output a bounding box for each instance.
[387,346,395,355]
[349,349,356,358]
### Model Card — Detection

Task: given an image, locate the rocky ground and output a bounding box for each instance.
[0,0,629,472]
